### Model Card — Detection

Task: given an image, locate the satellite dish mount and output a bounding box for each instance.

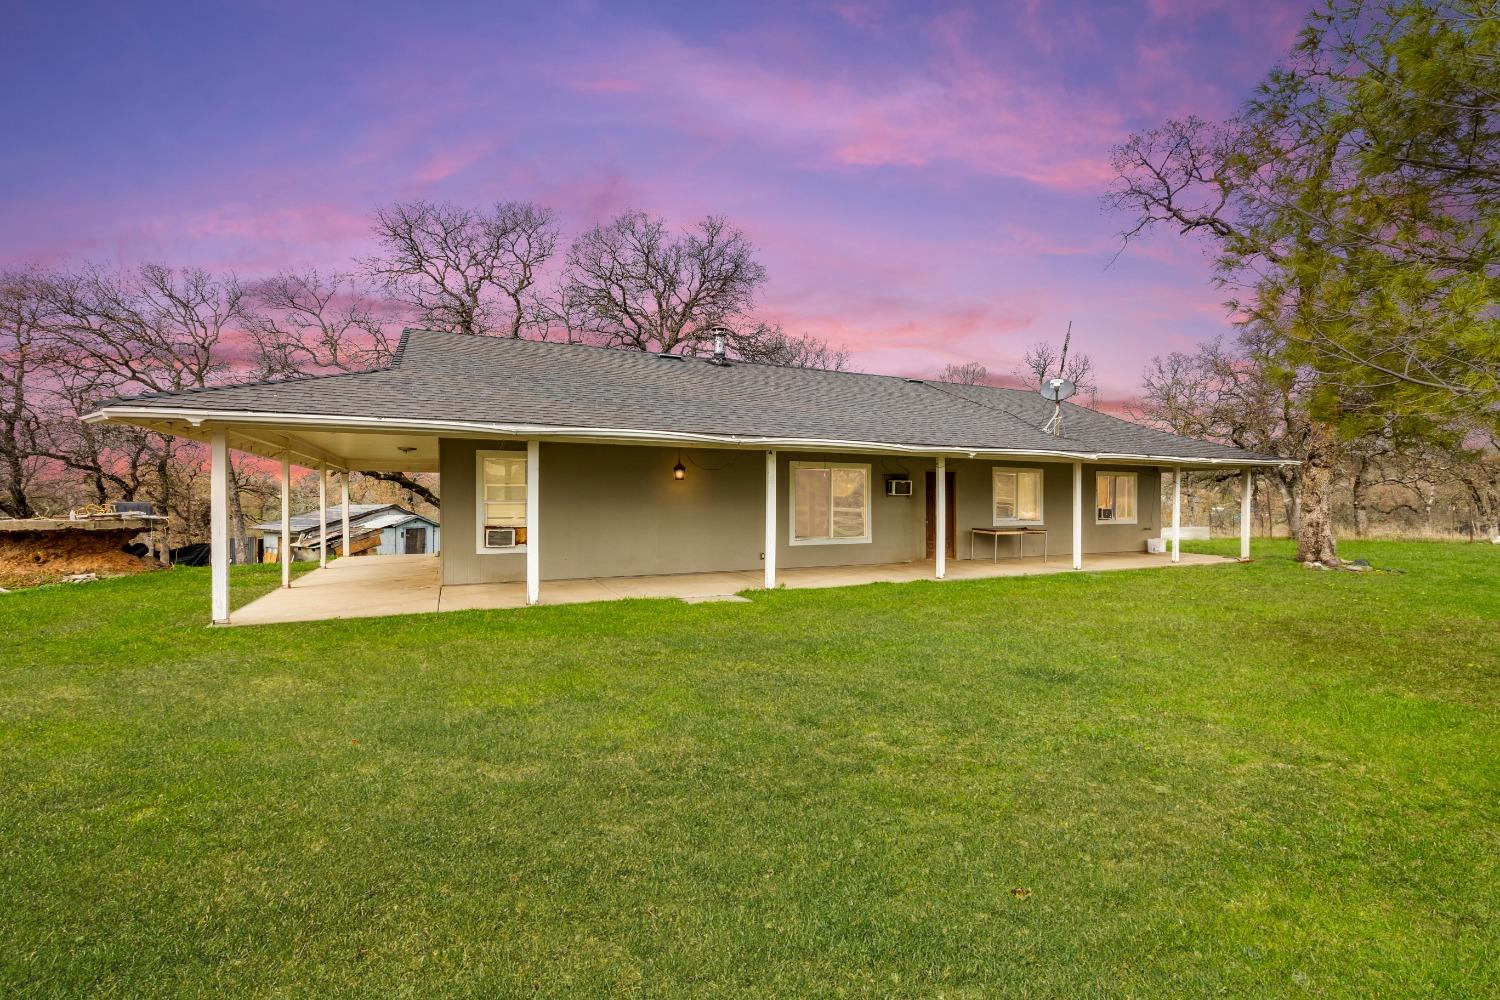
[1039,321,1078,437]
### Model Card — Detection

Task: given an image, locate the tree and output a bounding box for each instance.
[564,211,767,354]
[1015,339,1098,406]
[936,361,989,385]
[245,270,395,377]
[1106,0,1499,565]
[717,322,849,370]
[365,200,558,337]
[0,271,52,518]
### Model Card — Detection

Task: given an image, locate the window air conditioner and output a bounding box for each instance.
[485,526,517,548]
[885,477,913,497]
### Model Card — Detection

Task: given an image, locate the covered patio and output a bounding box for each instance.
[228,549,1235,627]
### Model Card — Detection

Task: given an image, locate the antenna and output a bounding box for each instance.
[1040,321,1077,437]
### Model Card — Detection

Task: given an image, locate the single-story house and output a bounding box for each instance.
[254,503,439,562]
[83,329,1295,624]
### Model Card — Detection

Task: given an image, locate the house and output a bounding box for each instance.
[254,504,439,562]
[83,329,1295,625]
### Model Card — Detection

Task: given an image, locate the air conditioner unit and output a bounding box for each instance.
[484,526,517,548]
[885,476,913,497]
[1097,509,1115,521]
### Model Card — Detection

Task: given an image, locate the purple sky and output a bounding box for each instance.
[1,0,1310,400]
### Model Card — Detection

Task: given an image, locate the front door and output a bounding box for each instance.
[924,470,956,559]
[404,527,427,554]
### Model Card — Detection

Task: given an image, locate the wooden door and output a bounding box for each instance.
[924,470,956,558]
[404,527,427,554]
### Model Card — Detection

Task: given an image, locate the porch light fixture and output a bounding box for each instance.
[673,451,686,481]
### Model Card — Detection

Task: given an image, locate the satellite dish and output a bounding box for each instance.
[1040,377,1077,402]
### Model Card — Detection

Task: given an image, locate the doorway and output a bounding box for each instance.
[924,470,956,559]
[404,527,427,554]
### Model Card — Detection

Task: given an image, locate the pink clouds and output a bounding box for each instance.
[576,23,1125,193]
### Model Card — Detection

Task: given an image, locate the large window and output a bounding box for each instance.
[1096,471,1137,524]
[993,468,1044,525]
[476,450,528,552]
[791,462,871,544]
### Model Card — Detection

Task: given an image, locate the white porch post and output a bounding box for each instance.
[1240,468,1253,562]
[764,450,777,589]
[210,432,230,624]
[934,456,946,579]
[1171,465,1182,564]
[318,466,328,568]
[1071,461,1083,570]
[526,440,540,605]
[279,455,291,589]
[340,473,351,559]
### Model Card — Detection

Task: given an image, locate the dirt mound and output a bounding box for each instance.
[0,528,161,589]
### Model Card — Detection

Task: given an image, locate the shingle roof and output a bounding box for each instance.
[99,329,1285,464]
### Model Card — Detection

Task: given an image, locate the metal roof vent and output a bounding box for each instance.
[708,327,731,367]
[656,352,684,361]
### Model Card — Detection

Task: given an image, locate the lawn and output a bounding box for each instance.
[2,540,1496,998]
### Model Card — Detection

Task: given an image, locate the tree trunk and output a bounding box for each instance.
[1295,422,1340,565]
[1350,458,1369,537]
[228,457,250,565]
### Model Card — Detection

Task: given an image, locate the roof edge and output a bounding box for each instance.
[81,403,1299,467]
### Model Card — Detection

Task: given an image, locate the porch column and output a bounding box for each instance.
[526,440,540,605]
[340,473,351,559]
[210,432,229,624]
[934,455,947,580]
[318,465,328,568]
[1071,461,1083,570]
[279,455,291,589]
[764,450,777,589]
[1240,469,1253,562]
[1171,465,1182,564]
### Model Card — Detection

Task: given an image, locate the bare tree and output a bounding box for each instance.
[935,362,989,385]
[0,271,53,517]
[245,270,395,377]
[364,200,558,337]
[564,211,767,354]
[717,322,849,370]
[1015,338,1098,407]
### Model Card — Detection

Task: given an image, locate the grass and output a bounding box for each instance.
[2,540,1496,998]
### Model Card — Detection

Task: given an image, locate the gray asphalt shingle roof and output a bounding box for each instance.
[102,329,1282,463]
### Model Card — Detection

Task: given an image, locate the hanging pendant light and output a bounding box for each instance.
[673,450,686,481]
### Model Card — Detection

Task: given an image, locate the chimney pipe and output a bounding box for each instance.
[709,327,730,366]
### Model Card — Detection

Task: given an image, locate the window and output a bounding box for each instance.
[1096,471,1137,523]
[993,468,1044,525]
[791,462,871,544]
[476,450,528,552]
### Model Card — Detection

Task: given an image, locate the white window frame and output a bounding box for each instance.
[788,461,873,546]
[991,467,1045,526]
[1095,471,1138,525]
[475,449,528,555]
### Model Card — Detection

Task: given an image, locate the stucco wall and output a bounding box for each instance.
[438,439,1162,585]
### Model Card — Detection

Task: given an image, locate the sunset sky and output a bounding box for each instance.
[2,0,1312,399]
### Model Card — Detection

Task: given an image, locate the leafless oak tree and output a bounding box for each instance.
[564,211,767,354]
[245,270,395,377]
[365,200,557,338]
[935,362,989,385]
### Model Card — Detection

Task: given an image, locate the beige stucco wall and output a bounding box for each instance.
[439,439,1162,585]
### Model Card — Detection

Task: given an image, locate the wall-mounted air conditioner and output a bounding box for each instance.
[885,476,913,497]
[485,526,517,548]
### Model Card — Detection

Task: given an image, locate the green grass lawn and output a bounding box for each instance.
[2,540,1496,998]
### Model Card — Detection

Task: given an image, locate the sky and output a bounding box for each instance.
[0,0,1312,402]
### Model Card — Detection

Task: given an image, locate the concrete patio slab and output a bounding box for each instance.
[227,550,1234,626]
